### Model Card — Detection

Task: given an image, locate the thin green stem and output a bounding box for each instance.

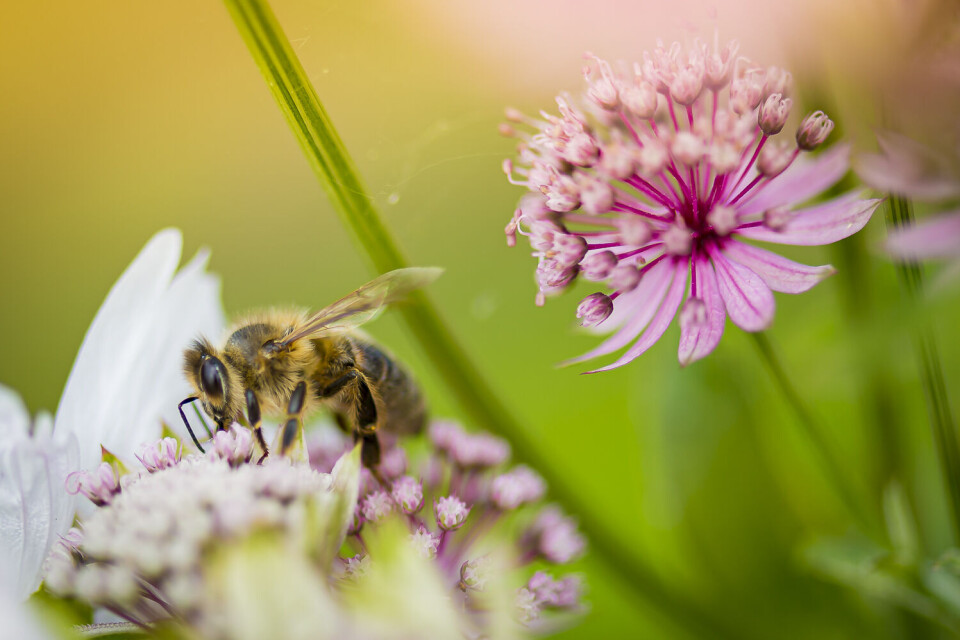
[221,1,746,638]
[751,332,881,538]
[887,195,960,543]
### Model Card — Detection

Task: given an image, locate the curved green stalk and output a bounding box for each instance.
[887,195,960,543]
[221,0,746,637]
[751,332,882,539]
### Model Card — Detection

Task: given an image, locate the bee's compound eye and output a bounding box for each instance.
[199,357,226,402]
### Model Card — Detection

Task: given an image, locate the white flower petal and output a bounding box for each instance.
[0,586,53,639]
[0,387,78,601]
[54,229,224,474]
[0,386,30,441]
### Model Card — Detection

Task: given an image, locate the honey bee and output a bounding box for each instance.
[179,267,440,470]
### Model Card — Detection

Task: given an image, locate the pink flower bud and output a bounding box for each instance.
[609,264,641,292]
[409,528,440,559]
[578,177,614,215]
[361,490,394,523]
[763,206,795,231]
[621,81,658,119]
[436,496,470,531]
[576,293,614,328]
[66,463,120,507]
[391,476,424,514]
[136,437,181,472]
[580,251,618,281]
[758,93,792,136]
[662,225,693,256]
[553,233,588,266]
[670,65,704,106]
[706,205,738,235]
[616,216,652,246]
[491,465,547,510]
[758,142,795,178]
[672,132,705,165]
[796,111,834,151]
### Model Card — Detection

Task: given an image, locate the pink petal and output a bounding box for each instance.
[677,257,725,366]
[738,143,851,216]
[588,260,687,372]
[856,131,960,202]
[720,240,836,293]
[886,209,960,260]
[707,244,774,332]
[562,258,674,366]
[736,192,881,246]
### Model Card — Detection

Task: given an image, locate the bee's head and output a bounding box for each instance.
[183,339,239,431]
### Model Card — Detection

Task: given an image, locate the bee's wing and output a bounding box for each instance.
[276,267,442,346]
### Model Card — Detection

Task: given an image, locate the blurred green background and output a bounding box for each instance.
[3,1,960,638]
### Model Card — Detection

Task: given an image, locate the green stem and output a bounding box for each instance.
[751,332,880,538]
[222,1,745,638]
[887,195,960,543]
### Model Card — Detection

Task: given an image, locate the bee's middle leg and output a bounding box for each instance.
[245,389,269,464]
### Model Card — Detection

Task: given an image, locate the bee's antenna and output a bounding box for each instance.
[178,396,206,453]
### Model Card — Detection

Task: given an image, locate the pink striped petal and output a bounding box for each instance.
[736,192,880,246]
[562,258,675,366]
[886,209,960,260]
[707,244,774,331]
[678,258,725,366]
[588,261,687,372]
[720,240,836,293]
[738,144,851,216]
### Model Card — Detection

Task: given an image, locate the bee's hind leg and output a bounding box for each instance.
[245,389,269,464]
[279,381,308,456]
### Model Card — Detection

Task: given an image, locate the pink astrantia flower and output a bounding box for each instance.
[857,130,960,276]
[503,41,880,369]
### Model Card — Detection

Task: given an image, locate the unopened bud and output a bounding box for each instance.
[609,264,642,292]
[758,93,792,136]
[576,293,614,327]
[796,111,834,151]
[706,205,738,235]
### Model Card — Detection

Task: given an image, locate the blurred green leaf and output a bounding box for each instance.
[884,482,921,567]
[803,535,960,632]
